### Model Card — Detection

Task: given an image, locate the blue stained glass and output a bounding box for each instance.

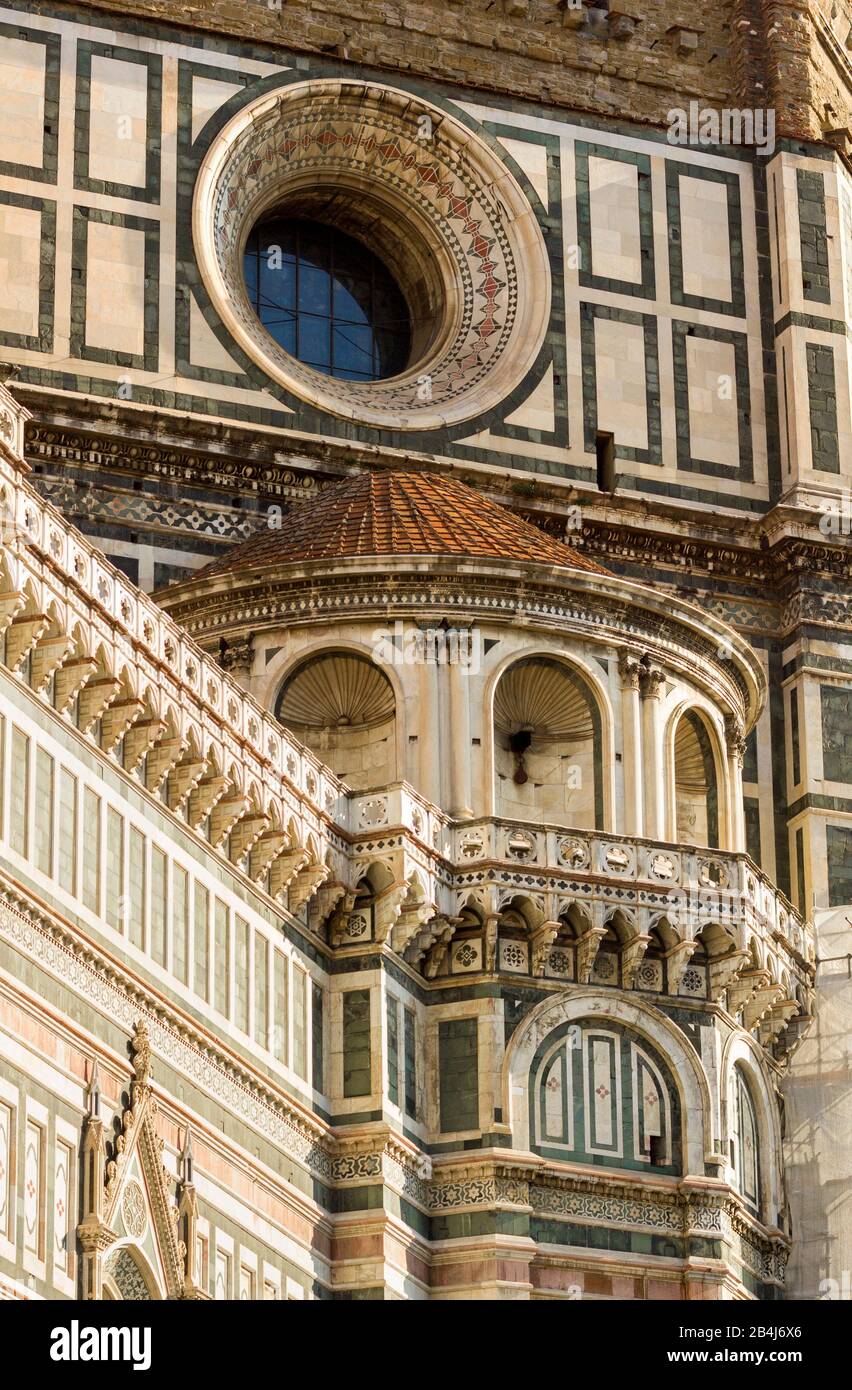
[243,217,411,382]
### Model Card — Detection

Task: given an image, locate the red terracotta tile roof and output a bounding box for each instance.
[192,469,607,579]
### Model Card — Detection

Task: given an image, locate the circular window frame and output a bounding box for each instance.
[192,79,551,430]
[240,190,454,382]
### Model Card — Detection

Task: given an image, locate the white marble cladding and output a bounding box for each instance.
[348,785,814,987]
[0,403,345,849]
[0,390,815,1004]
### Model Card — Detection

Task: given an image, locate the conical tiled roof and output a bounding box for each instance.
[192,469,606,578]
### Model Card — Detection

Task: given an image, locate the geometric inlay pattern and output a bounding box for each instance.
[193,80,550,429]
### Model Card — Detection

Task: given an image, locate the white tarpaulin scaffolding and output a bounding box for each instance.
[783,908,852,1299]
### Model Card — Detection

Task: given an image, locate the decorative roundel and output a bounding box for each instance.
[192,79,551,430]
[121,1179,147,1240]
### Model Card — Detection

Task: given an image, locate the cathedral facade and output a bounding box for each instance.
[0,0,849,1301]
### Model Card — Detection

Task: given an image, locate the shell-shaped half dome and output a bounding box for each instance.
[189,468,607,579]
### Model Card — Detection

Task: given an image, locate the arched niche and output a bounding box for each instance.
[673,708,720,848]
[275,649,397,791]
[721,1033,783,1225]
[492,656,603,829]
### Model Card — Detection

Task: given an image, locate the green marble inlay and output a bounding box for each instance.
[0,21,60,182]
[343,989,371,1098]
[827,825,852,908]
[0,189,55,353]
[74,39,162,202]
[666,161,746,318]
[797,168,831,305]
[806,342,840,474]
[438,1017,479,1133]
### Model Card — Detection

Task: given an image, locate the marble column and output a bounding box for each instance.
[640,661,666,841]
[418,648,441,806]
[618,651,644,836]
[448,655,473,818]
[724,713,747,852]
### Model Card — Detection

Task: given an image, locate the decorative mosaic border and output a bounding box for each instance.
[0,20,60,182]
[0,189,55,352]
[74,39,162,202]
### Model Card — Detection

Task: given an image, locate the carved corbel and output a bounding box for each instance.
[576,925,608,984]
[101,696,145,754]
[187,774,230,829]
[664,939,699,994]
[269,847,310,899]
[758,999,800,1047]
[424,920,459,979]
[372,880,410,947]
[78,674,121,733]
[531,921,560,977]
[743,981,785,1033]
[308,880,347,935]
[288,861,330,914]
[146,735,188,794]
[54,654,97,713]
[209,792,250,848]
[727,967,769,1018]
[5,609,49,670]
[30,632,75,693]
[404,914,463,967]
[389,889,435,955]
[328,891,358,946]
[0,588,25,636]
[124,718,166,773]
[249,830,288,883]
[228,809,270,863]
[775,1010,814,1058]
[621,932,653,989]
[707,949,750,1003]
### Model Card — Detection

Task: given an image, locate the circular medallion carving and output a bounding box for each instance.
[193,79,550,429]
[121,1179,147,1240]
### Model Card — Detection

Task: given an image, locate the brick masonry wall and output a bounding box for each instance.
[47,0,851,143]
[61,0,742,128]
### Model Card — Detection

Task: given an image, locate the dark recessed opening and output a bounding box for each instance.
[649,1135,667,1166]
[596,430,616,493]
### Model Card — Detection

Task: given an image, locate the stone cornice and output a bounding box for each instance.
[425,1151,789,1283]
[160,558,762,728]
[21,413,852,591]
